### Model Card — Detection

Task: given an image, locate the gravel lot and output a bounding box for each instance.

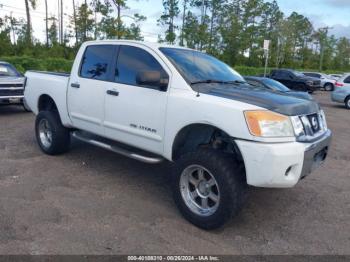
[0,92,349,255]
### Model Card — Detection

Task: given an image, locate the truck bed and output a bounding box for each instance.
[24,70,72,126]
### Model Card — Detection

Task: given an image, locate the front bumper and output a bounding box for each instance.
[236,130,332,188]
[0,95,24,105]
[331,91,346,103]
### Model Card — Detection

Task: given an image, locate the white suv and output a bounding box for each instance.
[303,72,336,91]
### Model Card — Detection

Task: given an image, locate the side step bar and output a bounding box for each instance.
[72,131,164,164]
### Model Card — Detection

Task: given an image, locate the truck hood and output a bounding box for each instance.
[196,84,320,116]
[0,76,24,84]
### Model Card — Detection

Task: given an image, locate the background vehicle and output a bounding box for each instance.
[269,69,320,93]
[330,74,342,80]
[332,73,350,109]
[0,61,31,111]
[303,72,336,91]
[24,40,331,229]
[244,76,313,100]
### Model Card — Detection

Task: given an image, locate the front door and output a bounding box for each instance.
[68,44,116,136]
[103,45,170,155]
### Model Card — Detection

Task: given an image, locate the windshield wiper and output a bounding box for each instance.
[190,79,247,85]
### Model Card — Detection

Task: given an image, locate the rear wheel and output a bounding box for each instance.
[324,83,334,91]
[172,149,247,230]
[345,97,350,109]
[35,111,71,155]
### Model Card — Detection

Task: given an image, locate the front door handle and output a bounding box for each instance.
[71,83,80,88]
[107,90,119,96]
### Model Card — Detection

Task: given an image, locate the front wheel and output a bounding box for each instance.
[345,97,350,110]
[172,149,247,230]
[35,111,71,155]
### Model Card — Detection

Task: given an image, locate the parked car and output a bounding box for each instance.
[329,74,342,80]
[0,61,31,111]
[244,76,313,100]
[331,73,350,109]
[269,69,321,93]
[303,72,336,91]
[24,40,331,229]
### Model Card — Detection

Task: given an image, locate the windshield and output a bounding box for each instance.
[159,48,244,85]
[0,63,21,77]
[262,78,290,92]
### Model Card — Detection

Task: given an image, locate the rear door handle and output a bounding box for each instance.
[71,83,80,88]
[107,90,119,96]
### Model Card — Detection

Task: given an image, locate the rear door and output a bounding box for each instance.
[68,44,117,135]
[103,44,170,154]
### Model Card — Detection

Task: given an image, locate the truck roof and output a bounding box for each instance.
[83,39,193,51]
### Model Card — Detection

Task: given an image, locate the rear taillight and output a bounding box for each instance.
[335,82,344,87]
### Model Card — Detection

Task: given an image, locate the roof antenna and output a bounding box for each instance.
[196,90,200,97]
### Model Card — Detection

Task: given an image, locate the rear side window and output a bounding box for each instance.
[115,45,167,87]
[275,71,289,78]
[80,45,115,81]
[344,76,350,83]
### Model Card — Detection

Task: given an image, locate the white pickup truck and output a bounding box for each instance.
[24,40,332,229]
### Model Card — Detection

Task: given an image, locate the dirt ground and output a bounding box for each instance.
[0,92,349,255]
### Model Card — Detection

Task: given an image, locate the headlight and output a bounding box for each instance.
[320,110,328,130]
[290,116,305,137]
[244,110,294,137]
[306,80,313,86]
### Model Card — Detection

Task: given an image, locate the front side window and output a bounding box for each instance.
[80,45,115,81]
[115,46,168,87]
[160,48,244,84]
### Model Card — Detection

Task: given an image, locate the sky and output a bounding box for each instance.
[0,0,349,43]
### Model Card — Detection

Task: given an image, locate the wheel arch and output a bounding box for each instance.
[171,123,246,179]
[38,94,58,112]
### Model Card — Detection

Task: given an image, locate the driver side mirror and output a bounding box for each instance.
[136,70,169,91]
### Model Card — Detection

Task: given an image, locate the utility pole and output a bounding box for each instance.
[60,0,64,44]
[57,0,60,43]
[180,0,187,46]
[9,12,16,44]
[263,40,270,77]
[318,26,332,71]
[45,0,49,47]
[72,0,78,45]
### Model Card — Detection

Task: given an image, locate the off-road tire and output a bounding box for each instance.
[35,110,71,155]
[172,148,247,230]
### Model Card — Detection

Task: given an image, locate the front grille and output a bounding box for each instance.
[0,89,24,96]
[0,83,23,88]
[307,113,321,133]
[299,111,326,139]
